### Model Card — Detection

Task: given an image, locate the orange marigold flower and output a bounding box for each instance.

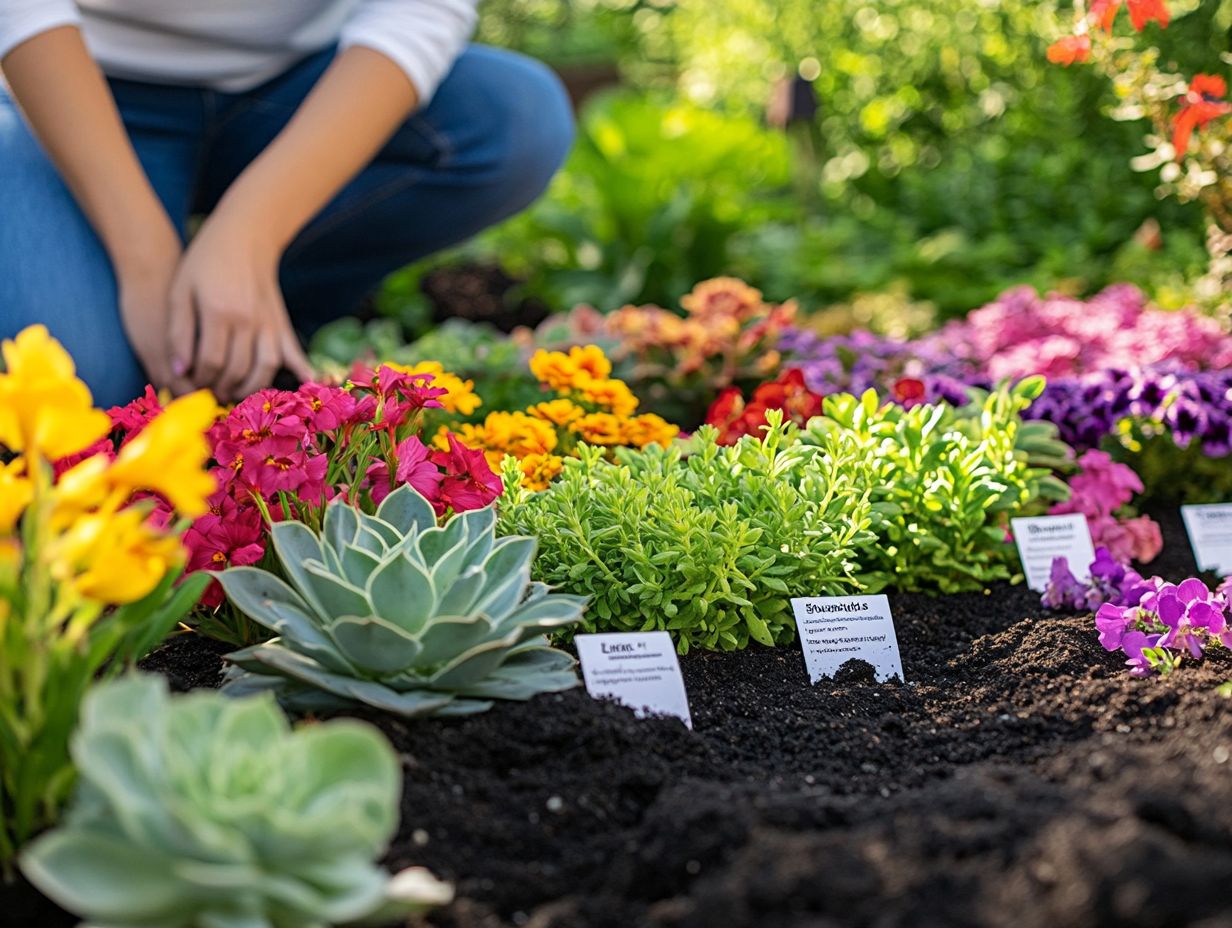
[385,360,482,416]
[1047,34,1091,66]
[519,453,565,491]
[570,412,626,446]
[623,414,679,449]
[479,411,558,458]
[529,398,584,427]
[1127,0,1169,31]
[529,345,612,390]
[578,378,639,417]
[1172,74,1231,160]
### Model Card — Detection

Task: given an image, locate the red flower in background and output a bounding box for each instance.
[705,369,823,445]
[1172,74,1231,161]
[892,378,928,408]
[1090,0,1169,32]
[1046,35,1091,66]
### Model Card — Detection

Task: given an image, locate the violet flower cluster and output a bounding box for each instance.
[1023,366,1232,454]
[1095,577,1231,677]
[1043,547,1155,613]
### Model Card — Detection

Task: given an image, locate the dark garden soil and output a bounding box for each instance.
[7,510,1231,928]
[421,263,552,333]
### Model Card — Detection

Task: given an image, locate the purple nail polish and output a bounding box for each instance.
[172,358,187,377]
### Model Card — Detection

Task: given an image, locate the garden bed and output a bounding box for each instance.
[13,514,1231,927]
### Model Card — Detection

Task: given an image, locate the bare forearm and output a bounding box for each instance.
[2,27,178,276]
[211,45,419,259]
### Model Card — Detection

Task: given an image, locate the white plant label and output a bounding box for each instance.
[790,594,904,684]
[575,632,692,729]
[1180,504,1232,576]
[1011,514,1095,592]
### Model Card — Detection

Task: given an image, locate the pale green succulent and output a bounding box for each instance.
[218,485,586,717]
[20,674,452,928]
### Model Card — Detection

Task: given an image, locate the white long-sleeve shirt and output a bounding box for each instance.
[0,0,478,103]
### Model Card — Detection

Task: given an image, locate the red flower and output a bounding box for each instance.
[51,437,115,480]
[704,387,751,444]
[1172,74,1231,161]
[1127,0,1169,31]
[108,385,164,440]
[1046,35,1091,66]
[431,433,502,514]
[892,378,928,408]
[703,370,823,446]
[1090,0,1169,31]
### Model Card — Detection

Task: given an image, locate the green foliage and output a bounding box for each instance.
[219,486,585,717]
[498,413,878,652]
[1113,429,1232,505]
[803,380,1070,593]
[21,674,450,927]
[446,90,794,310]
[0,565,208,870]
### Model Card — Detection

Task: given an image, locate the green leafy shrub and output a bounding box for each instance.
[498,413,878,652]
[220,486,585,716]
[803,380,1070,593]
[21,674,450,927]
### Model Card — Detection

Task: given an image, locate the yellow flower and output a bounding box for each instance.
[0,460,32,534]
[438,422,486,452]
[529,399,584,427]
[519,453,564,491]
[106,390,218,517]
[529,345,612,390]
[50,507,182,604]
[578,378,639,417]
[623,413,680,449]
[569,412,626,446]
[385,360,482,416]
[0,325,111,460]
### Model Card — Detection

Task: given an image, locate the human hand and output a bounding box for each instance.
[166,214,314,402]
[115,222,183,393]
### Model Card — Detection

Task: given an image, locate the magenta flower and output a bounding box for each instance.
[1120,630,1163,678]
[297,382,359,432]
[367,436,444,505]
[431,433,502,514]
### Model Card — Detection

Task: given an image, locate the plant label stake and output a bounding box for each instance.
[791,594,904,684]
[1010,514,1095,592]
[575,632,692,729]
[1181,504,1232,575]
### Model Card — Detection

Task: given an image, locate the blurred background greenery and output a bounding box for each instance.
[341,0,1231,351]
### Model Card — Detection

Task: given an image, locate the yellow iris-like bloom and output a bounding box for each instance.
[385,360,482,416]
[0,325,111,461]
[105,390,218,517]
[0,460,33,534]
[50,507,183,604]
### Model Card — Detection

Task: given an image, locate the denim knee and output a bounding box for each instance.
[436,47,576,218]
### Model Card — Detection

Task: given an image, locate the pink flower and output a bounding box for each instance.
[184,495,266,607]
[297,382,359,432]
[367,436,444,505]
[52,438,116,480]
[431,433,502,513]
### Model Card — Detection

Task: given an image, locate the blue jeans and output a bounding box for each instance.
[0,45,573,408]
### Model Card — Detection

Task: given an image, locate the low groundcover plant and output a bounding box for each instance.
[219,485,586,716]
[499,410,879,653]
[21,674,451,927]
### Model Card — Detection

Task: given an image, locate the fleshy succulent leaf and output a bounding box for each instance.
[327,616,423,674]
[376,485,437,537]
